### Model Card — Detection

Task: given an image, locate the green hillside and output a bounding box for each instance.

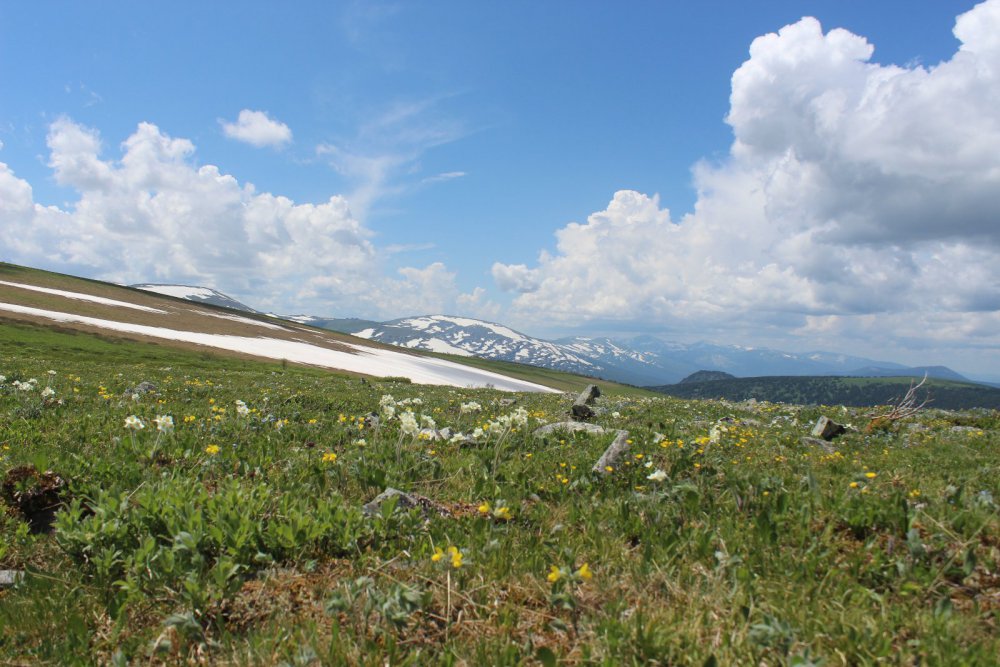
[649,374,1000,410]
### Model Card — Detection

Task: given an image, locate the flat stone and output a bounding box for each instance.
[801,436,836,454]
[361,488,449,518]
[0,570,25,588]
[534,422,608,437]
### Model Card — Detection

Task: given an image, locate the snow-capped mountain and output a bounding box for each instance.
[131,284,257,313]
[352,315,605,377]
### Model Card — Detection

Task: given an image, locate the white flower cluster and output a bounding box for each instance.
[380,394,397,419]
[490,406,529,431]
[235,399,250,417]
[12,378,38,392]
[382,395,435,438]
[466,406,531,443]
[399,410,419,436]
[460,401,482,414]
[40,387,56,399]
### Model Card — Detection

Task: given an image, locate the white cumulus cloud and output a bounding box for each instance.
[0,118,468,319]
[221,109,292,148]
[494,0,1000,362]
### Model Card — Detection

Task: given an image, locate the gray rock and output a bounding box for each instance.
[571,384,601,421]
[0,570,24,588]
[123,381,157,399]
[801,436,836,454]
[592,430,631,475]
[534,422,608,437]
[811,416,847,441]
[361,488,449,518]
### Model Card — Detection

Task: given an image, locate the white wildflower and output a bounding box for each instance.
[420,414,437,429]
[460,401,482,414]
[646,469,668,482]
[235,400,250,417]
[40,387,55,399]
[153,415,174,433]
[124,415,145,431]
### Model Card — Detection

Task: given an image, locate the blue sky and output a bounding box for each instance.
[2,1,999,378]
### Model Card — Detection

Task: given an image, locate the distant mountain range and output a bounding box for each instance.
[133,285,976,387]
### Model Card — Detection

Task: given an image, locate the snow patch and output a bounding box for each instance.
[0,280,167,313]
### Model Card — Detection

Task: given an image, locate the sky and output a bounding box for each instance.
[1,1,999,379]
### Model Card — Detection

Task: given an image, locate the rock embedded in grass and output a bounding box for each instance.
[0,570,25,588]
[801,436,836,454]
[571,384,601,421]
[592,430,631,474]
[361,488,451,518]
[811,416,847,441]
[533,422,608,437]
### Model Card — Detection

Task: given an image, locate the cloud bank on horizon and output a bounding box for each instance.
[495,2,1000,356]
[1,1,999,373]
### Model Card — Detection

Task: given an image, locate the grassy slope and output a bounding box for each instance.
[651,374,1000,410]
[2,262,649,395]
[1,322,999,664]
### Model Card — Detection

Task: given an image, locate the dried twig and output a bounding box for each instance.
[866,374,931,431]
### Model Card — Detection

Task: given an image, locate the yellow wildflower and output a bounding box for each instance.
[576,563,593,581]
[547,565,562,583]
[478,502,491,515]
[322,452,338,463]
[205,444,220,455]
[431,547,444,563]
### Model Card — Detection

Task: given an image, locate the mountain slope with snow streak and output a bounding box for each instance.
[1,271,559,392]
[132,284,258,313]
[353,315,603,377]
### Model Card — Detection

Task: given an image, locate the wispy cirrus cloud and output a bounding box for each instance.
[316,96,469,218]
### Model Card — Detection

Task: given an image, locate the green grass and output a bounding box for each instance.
[1,322,999,665]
